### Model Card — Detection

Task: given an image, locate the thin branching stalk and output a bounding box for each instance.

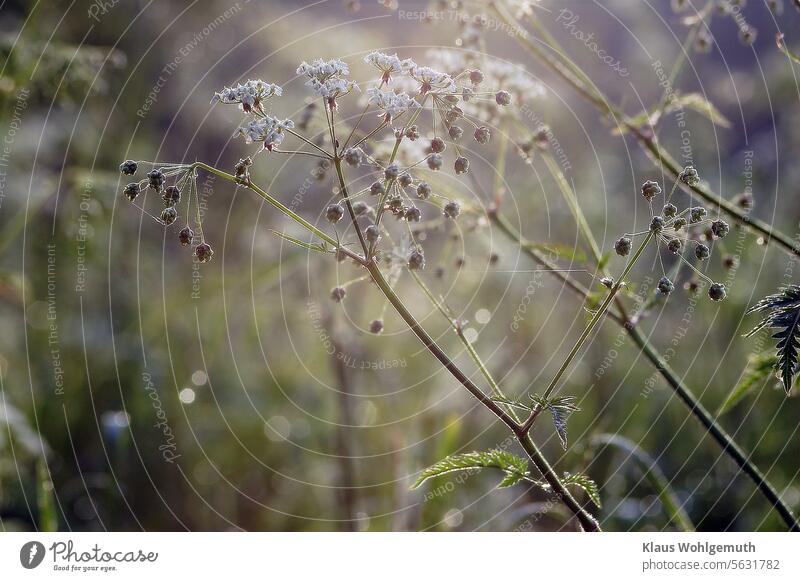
[491,210,800,531]
[490,2,800,258]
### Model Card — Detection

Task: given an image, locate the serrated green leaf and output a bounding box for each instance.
[530,394,580,450]
[411,450,529,490]
[746,285,800,393]
[562,472,602,507]
[717,353,778,415]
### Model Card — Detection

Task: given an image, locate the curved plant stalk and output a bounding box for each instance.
[490,209,800,531]
[187,159,601,531]
[489,1,800,258]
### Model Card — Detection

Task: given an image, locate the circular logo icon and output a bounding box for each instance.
[19,541,46,569]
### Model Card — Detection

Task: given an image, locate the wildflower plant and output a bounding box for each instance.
[116,4,800,531]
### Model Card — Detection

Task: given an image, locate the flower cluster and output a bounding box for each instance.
[366,88,419,123]
[238,116,294,150]
[297,58,359,104]
[118,160,213,263]
[363,51,415,83]
[212,79,282,112]
[614,166,730,302]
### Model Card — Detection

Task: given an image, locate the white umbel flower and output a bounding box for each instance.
[409,65,456,94]
[237,116,294,150]
[363,51,416,83]
[366,88,419,123]
[297,58,359,102]
[212,79,282,112]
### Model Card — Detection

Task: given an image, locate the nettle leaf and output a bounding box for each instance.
[411,450,529,490]
[561,472,602,507]
[718,353,778,415]
[530,394,580,449]
[746,285,800,393]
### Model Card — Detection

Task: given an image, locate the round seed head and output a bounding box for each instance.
[711,219,730,238]
[160,207,178,225]
[673,217,688,231]
[615,236,632,256]
[658,276,675,295]
[690,206,707,223]
[407,249,425,270]
[148,169,165,191]
[119,160,138,175]
[344,148,363,167]
[196,242,214,263]
[330,286,346,302]
[495,90,512,106]
[427,153,443,171]
[404,207,421,222]
[641,180,662,201]
[416,182,431,199]
[430,137,446,153]
[162,185,181,207]
[404,125,420,141]
[708,282,727,301]
[694,243,710,260]
[662,203,677,218]
[650,215,665,233]
[326,203,345,223]
[600,276,614,289]
[352,201,369,215]
[443,200,461,219]
[679,165,700,186]
[123,183,141,201]
[179,227,194,246]
[370,181,385,196]
[667,239,682,254]
[473,126,491,144]
[469,69,484,85]
[398,173,413,188]
[448,125,463,140]
[384,163,400,181]
[369,319,384,334]
[454,156,470,175]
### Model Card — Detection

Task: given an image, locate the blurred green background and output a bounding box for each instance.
[1,0,800,532]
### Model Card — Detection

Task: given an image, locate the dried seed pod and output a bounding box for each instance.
[369,319,384,334]
[708,282,727,301]
[160,207,178,225]
[695,244,710,260]
[658,276,674,295]
[427,153,443,171]
[615,236,632,256]
[119,160,138,175]
[430,137,446,153]
[330,287,346,302]
[162,185,181,207]
[443,201,461,219]
[650,216,665,233]
[495,90,512,106]
[196,242,214,263]
[179,227,194,246]
[641,180,662,201]
[454,156,469,175]
[407,249,425,270]
[123,183,141,201]
[416,182,431,199]
[326,203,345,223]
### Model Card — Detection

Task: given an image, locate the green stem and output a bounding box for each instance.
[369,262,600,531]
[522,232,653,433]
[494,211,800,531]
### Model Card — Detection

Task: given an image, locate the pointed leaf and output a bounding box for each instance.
[717,353,778,415]
[411,450,529,490]
[562,472,602,507]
